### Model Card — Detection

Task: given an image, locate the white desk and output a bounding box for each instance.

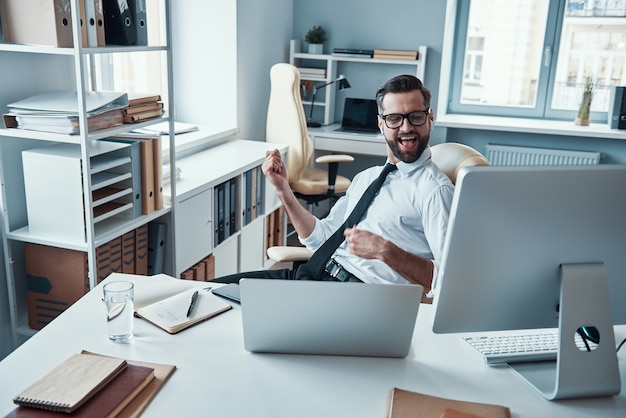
[1,277,626,417]
[309,123,387,157]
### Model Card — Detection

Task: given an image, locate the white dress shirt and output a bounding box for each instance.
[299,147,454,285]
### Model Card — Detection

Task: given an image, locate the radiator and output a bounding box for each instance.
[485,144,601,166]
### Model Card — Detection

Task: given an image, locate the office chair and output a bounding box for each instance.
[266,63,354,209]
[266,142,490,269]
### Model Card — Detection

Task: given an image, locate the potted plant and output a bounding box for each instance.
[305,25,326,54]
[575,77,595,126]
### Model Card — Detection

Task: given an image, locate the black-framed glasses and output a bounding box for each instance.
[380,109,430,129]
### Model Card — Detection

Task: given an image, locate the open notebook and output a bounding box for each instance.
[240,279,423,358]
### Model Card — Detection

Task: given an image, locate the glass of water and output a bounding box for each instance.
[103,281,134,343]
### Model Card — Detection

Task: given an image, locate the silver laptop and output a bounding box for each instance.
[240,279,423,357]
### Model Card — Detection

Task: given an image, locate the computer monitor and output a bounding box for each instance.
[431,165,626,400]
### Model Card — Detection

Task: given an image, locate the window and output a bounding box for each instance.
[447,0,626,122]
[90,0,237,154]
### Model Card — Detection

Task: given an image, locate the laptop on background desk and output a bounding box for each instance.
[334,97,380,133]
[239,279,423,358]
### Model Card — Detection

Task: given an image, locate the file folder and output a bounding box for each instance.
[109,236,123,274]
[96,242,112,283]
[224,180,231,240]
[121,230,136,273]
[229,177,237,235]
[135,224,149,275]
[133,0,148,45]
[147,222,167,275]
[85,0,106,46]
[0,0,74,47]
[103,0,137,45]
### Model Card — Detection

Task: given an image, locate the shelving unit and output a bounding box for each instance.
[289,40,427,126]
[0,0,176,346]
[170,140,287,280]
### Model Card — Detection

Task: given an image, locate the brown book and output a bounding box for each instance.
[7,364,155,418]
[12,353,127,413]
[385,388,511,418]
[123,108,165,123]
[127,93,162,107]
[81,352,177,418]
[123,101,163,116]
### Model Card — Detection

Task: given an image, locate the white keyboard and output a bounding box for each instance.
[463,331,589,365]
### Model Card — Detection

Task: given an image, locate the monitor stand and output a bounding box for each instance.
[509,263,621,400]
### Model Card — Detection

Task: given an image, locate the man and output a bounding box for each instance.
[216,74,454,295]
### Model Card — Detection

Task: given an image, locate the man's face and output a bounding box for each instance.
[378,90,433,164]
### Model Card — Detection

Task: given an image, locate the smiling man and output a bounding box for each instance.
[215,74,454,297]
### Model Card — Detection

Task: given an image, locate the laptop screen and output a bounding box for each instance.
[337,98,379,133]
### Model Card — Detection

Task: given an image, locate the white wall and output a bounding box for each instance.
[236,0,294,140]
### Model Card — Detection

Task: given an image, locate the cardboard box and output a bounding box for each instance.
[25,243,88,330]
[0,0,75,48]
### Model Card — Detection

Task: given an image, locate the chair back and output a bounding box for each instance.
[430,142,490,184]
[266,63,313,184]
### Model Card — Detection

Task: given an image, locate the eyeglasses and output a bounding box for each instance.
[380,109,430,129]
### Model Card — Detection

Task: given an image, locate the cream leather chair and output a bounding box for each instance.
[266,142,490,265]
[266,63,354,209]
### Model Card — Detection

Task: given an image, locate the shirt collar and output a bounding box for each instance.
[388,146,432,175]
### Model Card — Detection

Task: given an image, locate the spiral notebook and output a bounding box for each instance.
[13,353,127,413]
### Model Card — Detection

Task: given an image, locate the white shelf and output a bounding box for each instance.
[289,40,427,125]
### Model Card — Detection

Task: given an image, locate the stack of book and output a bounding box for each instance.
[297,67,327,78]
[2,91,127,135]
[373,49,419,60]
[122,93,164,124]
[332,48,374,58]
[9,351,175,417]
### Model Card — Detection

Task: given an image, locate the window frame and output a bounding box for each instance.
[444,0,622,124]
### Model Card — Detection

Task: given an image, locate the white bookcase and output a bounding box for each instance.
[0,0,176,347]
[289,40,428,126]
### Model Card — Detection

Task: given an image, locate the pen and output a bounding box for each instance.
[186,290,199,318]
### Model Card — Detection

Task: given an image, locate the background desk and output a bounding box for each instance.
[1,277,625,417]
[309,123,387,157]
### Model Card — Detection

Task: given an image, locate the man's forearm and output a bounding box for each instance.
[379,240,434,293]
[274,185,317,239]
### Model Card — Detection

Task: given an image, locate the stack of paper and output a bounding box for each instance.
[3,91,128,135]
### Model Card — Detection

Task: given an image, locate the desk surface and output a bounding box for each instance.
[1,277,625,417]
[309,123,387,157]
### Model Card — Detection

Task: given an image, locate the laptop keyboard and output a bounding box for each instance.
[463,331,589,365]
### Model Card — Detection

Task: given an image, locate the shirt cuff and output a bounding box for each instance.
[426,259,437,299]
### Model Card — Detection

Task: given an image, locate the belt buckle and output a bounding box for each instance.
[325,259,341,278]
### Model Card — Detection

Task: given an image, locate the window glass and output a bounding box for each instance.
[460,0,550,108]
[551,2,626,113]
[450,0,626,121]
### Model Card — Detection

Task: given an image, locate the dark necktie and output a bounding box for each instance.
[304,163,398,280]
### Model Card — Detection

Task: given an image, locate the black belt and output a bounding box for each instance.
[324,259,362,282]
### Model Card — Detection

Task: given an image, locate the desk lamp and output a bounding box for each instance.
[307,74,351,128]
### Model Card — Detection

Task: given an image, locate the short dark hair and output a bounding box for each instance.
[375,74,431,113]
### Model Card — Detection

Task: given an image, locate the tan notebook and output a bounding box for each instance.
[385,388,511,418]
[13,353,127,413]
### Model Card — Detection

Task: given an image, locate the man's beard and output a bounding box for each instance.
[385,131,429,163]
